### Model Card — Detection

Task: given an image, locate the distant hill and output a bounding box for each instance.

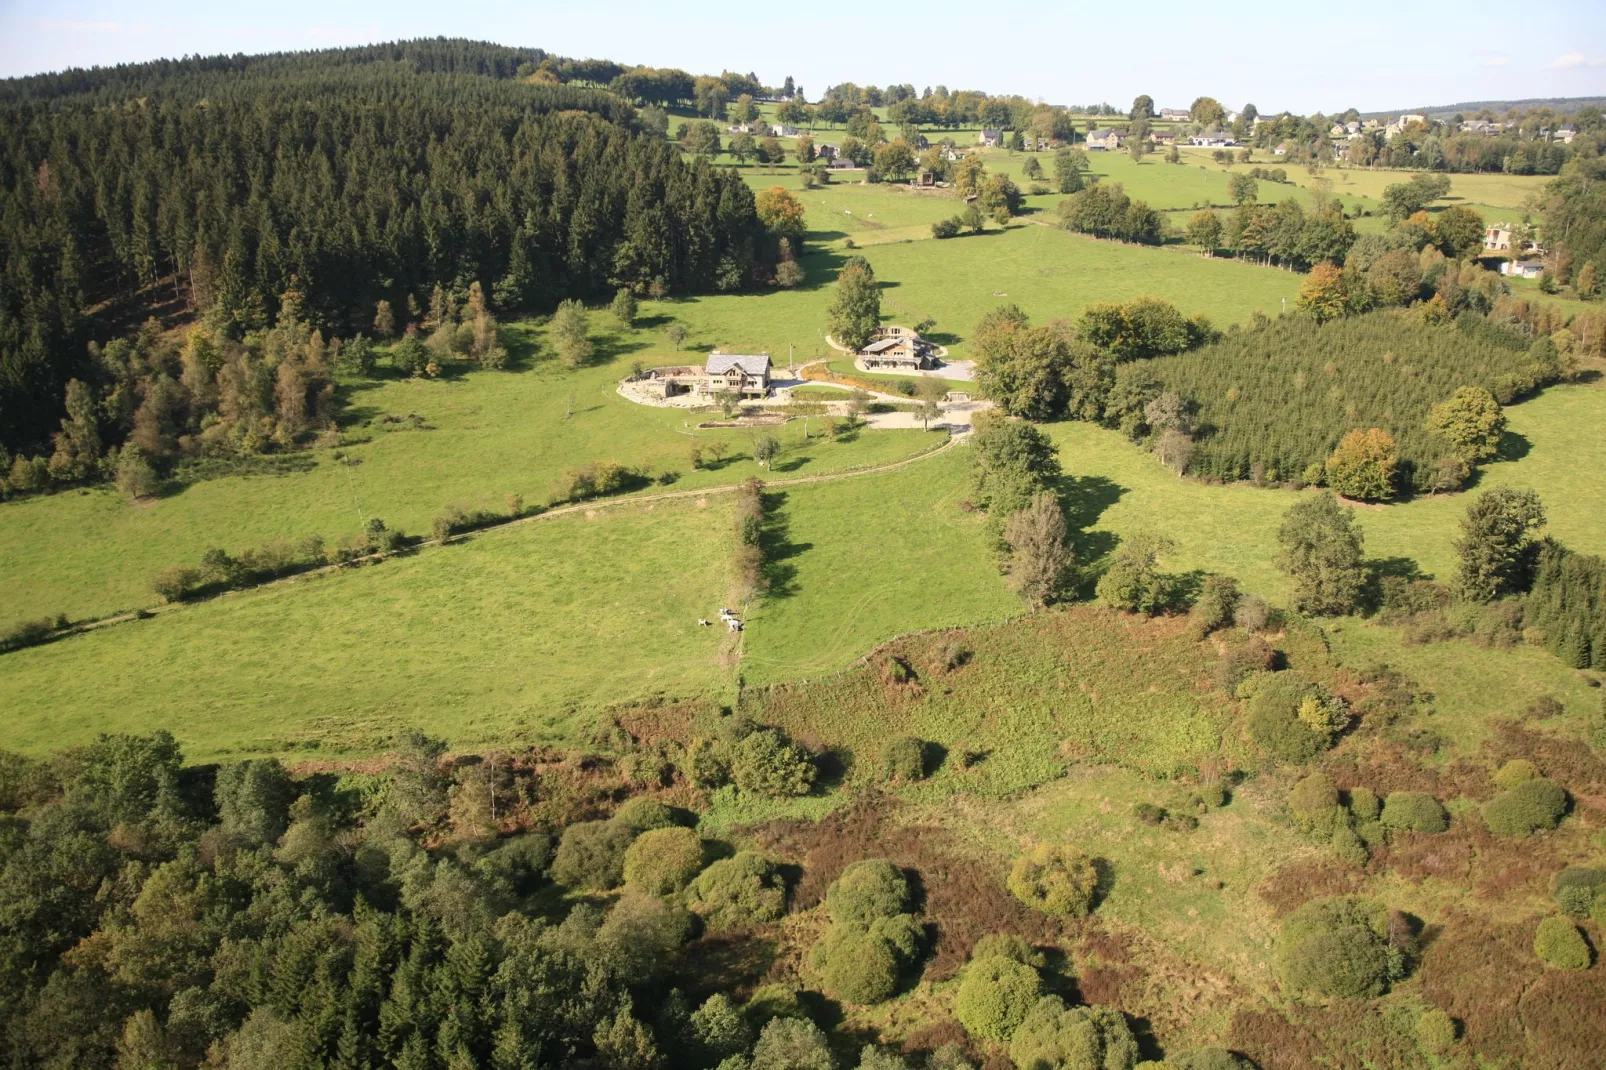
[1361,97,1605,120]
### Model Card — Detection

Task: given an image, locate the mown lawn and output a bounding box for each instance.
[0,497,737,761]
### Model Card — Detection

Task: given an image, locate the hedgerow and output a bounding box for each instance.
[1149,310,1556,491]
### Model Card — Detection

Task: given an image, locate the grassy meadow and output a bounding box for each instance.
[740,444,1020,686]
[0,496,738,761]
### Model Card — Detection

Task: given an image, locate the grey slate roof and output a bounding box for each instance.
[861,337,911,354]
[705,353,771,376]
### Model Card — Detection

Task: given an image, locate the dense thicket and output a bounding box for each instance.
[1526,541,1606,669]
[1150,310,1553,492]
[0,46,760,452]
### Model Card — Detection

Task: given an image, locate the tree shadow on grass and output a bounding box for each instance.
[1496,429,1531,462]
[759,490,809,599]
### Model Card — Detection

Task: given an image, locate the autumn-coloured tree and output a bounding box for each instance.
[1297,263,1351,324]
[1325,427,1398,501]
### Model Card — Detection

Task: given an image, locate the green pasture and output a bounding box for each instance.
[0,319,931,624]
[739,445,1020,686]
[0,497,736,761]
[1044,378,1606,601]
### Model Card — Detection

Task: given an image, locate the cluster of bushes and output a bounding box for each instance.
[808,861,925,1004]
[1276,895,1416,998]
[549,460,646,505]
[1147,310,1563,494]
[685,715,817,799]
[931,207,988,238]
[1240,670,1350,763]
[431,494,523,540]
[0,614,68,654]
[879,736,929,783]
[1481,761,1568,837]
[954,936,1141,1069]
[1007,844,1100,917]
[149,520,407,602]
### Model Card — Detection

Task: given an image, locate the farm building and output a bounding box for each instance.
[1500,260,1545,279]
[1087,129,1125,150]
[856,326,937,372]
[642,353,774,399]
[1188,133,1237,147]
[771,123,802,137]
[815,143,838,160]
[1484,226,1513,252]
[1151,130,1177,145]
[1158,108,1190,121]
[978,129,1003,147]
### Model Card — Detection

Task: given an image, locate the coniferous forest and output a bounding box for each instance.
[0,40,761,453]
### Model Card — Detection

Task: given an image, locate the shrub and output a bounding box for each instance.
[690,993,754,1065]
[1482,777,1567,837]
[1215,637,1277,692]
[551,820,636,890]
[1288,772,1343,835]
[1552,867,1606,917]
[611,796,677,833]
[1133,803,1167,826]
[1332,825,1369,866]
[0,617,57,653]
[1197,780,1229,809]
[859,1046,912,1070]
[745,984,808,1027]
[750,1016,834,1070]
[1169,1050,1255,1070]
[1348,786,1381,823]
[623,826,704,895]
[1241,671,1331,763]
[1008,997,1138,1070]
[1533,916,1591,970]
[1276,896,1398,998]
[686,851,787,931]
[954,955,1042,1042]
[811,913,923,1004]
[1379,791,1449,834]
[971,933,1045,968]
[151,564,204,603]
[1415,1009,1457,1056]
[1234,594,1272,633]
[731,729,816,798]
[1096,533,1177,615]
[1007,844,1099,918]
[826,859,909,924]
[1493,759,1540,790]
[880,736,926,783]
[1594,893,1606,934]
[1188,575,1241,639]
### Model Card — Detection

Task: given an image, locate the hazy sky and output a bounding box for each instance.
[2,0,1604,114]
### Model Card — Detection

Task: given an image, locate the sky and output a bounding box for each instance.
[2,0,1604,114]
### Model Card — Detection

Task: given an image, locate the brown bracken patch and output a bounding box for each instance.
[753,795,1060,979]
[1255,858,1365,918]
[1418,906,1544,1067]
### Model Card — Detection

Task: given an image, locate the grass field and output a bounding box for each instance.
[1,186,1304,626]
[0,496,737,761]
[0,342,931,624]
[740,444,1020,686]
[1043,378,1606,603]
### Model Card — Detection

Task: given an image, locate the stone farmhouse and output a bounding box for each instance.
[978,129,1003,147]
[856,326,937,372]
[642,352,773,399]
[1087,129,1125,151]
